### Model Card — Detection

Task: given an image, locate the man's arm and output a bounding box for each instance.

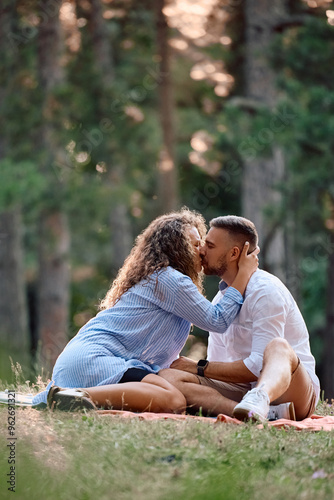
[170,357,257,384]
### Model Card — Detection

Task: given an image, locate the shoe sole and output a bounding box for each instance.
[47,386,96,411]
[234,401,297,422]
[232,406,265,423]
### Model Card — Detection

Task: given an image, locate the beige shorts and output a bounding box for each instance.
[197,359,317,420]
[271,358,317,420]
[197,377,252,403]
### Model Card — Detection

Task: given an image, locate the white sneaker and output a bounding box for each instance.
[267,402,296,421]
[47,386,97,411]
[233,387,270,422]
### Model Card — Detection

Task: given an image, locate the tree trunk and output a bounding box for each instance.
[109,200,133,273]
[155,0,179,213]
[36,0,70,373]
[88,0,114,87]
[37,212,70,370]
[86,0,132,273]
[109,185,132,275]
[0,207,28,349]
[0,3,29,351]
[323,218,334,399]
[242,0,288,281]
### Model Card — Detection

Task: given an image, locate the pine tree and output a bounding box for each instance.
[36,0,70,373]
[270,7,334,397]
[0,1,29,352]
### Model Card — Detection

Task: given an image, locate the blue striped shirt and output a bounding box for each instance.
[32,266,243,405]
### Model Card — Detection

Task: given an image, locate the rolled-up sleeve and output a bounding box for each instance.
[243,289,288,377]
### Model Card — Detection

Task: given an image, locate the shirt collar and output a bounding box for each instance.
[218,270,260,294]
[218,280,229,291]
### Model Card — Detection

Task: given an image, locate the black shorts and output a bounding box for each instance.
[119,368,152,383]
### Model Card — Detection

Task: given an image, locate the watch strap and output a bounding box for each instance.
[197,359,209,377]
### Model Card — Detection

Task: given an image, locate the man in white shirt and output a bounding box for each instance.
[159,215,320,421]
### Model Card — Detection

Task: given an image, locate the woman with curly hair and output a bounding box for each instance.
[32,208,258,413]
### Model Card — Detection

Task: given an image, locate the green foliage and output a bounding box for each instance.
[269,14,334,371]
[2,0,334,381]
[215,8,334,365]
[271,17,334,89]
[0,159,45,211]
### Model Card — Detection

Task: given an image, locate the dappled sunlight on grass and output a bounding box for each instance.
[1,363,334,499]
[1,407,334,500]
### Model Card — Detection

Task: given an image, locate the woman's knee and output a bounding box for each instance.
[141,373,186,413]
[148,384,186,413]
[165,386,186,413]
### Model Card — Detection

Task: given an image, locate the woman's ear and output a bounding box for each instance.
[230,246,241,261]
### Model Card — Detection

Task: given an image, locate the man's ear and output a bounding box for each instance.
[229,246,241,261]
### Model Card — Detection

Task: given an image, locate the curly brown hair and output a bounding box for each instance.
[99,208,207,309]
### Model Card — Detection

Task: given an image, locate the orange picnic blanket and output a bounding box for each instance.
[96,410,334,431]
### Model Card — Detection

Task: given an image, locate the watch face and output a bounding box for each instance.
[198,359,207,367]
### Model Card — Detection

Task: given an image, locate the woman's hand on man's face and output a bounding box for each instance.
[238,242,259,275]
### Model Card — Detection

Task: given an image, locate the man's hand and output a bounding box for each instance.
[170,356,198,374]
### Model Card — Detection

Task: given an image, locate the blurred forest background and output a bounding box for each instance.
[1,0,334,397]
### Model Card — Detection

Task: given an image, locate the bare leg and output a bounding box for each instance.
[84,374,186,413]
[254,338,316,420]
[255,338,299,402]
[159,369,237,417]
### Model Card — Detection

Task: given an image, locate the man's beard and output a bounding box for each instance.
[202,253,228,277]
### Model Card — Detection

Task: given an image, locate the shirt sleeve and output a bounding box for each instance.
[156,269,244,333]
[243,288,288,377]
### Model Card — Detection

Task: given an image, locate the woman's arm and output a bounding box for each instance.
[153,247,258,334]
[157,275,244,334]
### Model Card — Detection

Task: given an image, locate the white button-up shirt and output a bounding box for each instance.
[207,269,320,401]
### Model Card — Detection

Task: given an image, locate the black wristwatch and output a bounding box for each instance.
[197,359,209,377]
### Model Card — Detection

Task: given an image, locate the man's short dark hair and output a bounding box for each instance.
[210,215,258,251]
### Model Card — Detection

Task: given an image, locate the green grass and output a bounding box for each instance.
[0,404,334,500]
[0,368,334,500]
[0,345,31,386]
